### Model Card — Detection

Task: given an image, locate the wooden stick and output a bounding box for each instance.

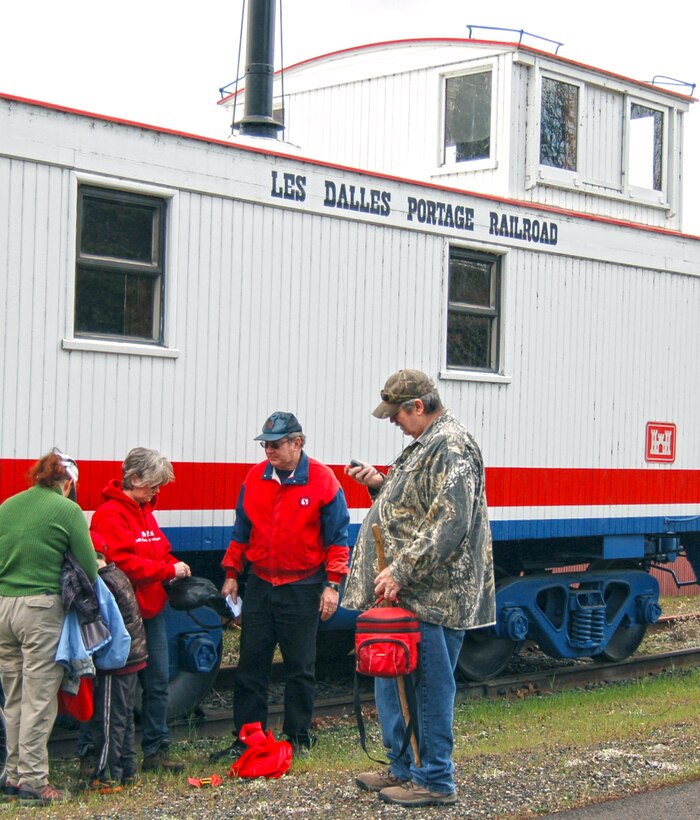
[371,523,421,768]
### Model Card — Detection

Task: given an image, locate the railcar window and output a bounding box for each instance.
[446,248,501,371]
[75,186,165,343]
[629,103,664,191]
[540,78,578,171]
[443,71,492,164]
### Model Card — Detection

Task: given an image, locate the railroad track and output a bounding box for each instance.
[199,645,700,736]
[48,613,700,756]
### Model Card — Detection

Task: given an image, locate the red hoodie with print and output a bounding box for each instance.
[90,479,177,620]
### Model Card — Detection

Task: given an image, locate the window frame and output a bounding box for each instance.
[536,71,584,185]
[438,62,498,174]
[624,96,669,204]
[528,65,677,211]
[63,174,179,358]
[441,244,507,381]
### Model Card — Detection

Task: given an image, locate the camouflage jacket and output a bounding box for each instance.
[343,411,496,630]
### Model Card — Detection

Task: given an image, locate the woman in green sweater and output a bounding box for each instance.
[0,450,98,805]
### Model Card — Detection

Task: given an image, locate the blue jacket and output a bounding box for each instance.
[56,576,131,681]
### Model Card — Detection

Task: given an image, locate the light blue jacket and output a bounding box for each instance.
[56,575,131,681]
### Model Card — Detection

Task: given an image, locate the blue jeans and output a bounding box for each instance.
[139,612,170,757]
[375,622,465,795]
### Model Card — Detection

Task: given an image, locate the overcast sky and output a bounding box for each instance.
[3,0,698,231]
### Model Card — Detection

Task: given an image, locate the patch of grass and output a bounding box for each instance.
[658,593,700,616]
[452,667,700,757]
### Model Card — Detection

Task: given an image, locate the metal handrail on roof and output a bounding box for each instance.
[466,24,564,54]
[650,76,696,96]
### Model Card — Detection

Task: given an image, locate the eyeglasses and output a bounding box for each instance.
[260,439,288,450]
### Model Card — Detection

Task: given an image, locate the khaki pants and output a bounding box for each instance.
[0,594,65,789]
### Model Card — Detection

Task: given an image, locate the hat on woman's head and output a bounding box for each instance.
[52,447,79,482]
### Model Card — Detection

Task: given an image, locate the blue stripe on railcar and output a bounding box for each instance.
[163,517,681,552]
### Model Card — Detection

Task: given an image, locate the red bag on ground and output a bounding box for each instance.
[355,604,421,677]
[228,722,292,779]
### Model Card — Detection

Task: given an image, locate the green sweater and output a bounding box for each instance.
[0,485,98,596]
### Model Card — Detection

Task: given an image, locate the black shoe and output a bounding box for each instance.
[121,770,140,787]
[79,753,96,780]
[286,732,317,756]
[1,781,19,802]
[142,750,184,774]
[208,738,247,763]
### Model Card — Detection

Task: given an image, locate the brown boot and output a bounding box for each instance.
[142,750,184,774]
[379,781,457,807]
[356,768,408,792]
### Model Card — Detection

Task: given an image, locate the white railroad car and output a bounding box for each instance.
[1,31,699,703]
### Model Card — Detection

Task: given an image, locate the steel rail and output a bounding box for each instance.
[48,645,700,757]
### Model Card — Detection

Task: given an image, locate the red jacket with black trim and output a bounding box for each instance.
[90,480,178,620]
[221,452,350,585]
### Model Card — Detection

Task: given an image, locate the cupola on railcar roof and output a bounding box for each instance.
[222,31,696,230]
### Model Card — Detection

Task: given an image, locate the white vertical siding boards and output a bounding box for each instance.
[1,95,700,548]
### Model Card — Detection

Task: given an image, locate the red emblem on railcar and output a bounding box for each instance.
[645,422,676,463]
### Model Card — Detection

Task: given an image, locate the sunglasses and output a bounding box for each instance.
[381,391,418,402]
[260,439,289,450]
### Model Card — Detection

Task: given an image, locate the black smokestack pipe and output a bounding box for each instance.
[239,0,284,138]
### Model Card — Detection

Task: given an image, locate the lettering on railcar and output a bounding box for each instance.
[406,196,475,231]
[270,170,307,202]
[323,180,392,216]
[269,169,563,246]
[489,212,559,245]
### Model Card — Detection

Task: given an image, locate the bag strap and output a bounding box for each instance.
[182,609,234,630]
[354,669,420,765]
[354,672,387,765]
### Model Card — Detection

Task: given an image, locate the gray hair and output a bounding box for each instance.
[401,389,443,414]
[122,447,175,489]
[287,432,306,448]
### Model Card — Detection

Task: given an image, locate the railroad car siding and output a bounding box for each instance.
[1,94,699,595]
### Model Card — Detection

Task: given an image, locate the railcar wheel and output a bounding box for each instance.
[135,657,222,721]
[166,663,222,719]
[595,623,647,662]
[456,628,519,681]
[586,560,648,662]
[457,565,519,681]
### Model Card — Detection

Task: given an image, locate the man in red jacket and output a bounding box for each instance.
[90,447,190,774]
[210,412,350,760]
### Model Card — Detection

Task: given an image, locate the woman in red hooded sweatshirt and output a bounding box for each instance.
[90,447,190,774]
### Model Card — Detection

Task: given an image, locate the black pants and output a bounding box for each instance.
[90,672,138,782]
[234,574,321,741]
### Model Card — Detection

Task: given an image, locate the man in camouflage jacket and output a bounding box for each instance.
[344,369,495,808]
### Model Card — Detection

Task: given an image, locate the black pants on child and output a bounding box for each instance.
[90,672,138,783]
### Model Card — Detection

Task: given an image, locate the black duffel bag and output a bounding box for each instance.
[166,576,231,622]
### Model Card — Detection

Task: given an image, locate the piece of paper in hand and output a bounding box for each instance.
[226,594,242,618]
